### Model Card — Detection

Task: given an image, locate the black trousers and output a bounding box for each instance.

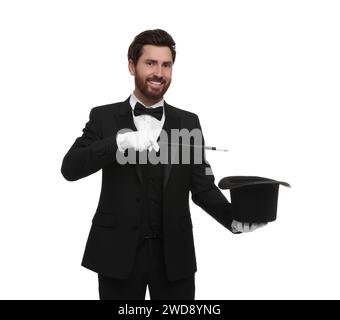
[98,238,195,300]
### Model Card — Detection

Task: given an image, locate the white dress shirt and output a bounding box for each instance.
[129,92,165,139]
[116,92,165,152]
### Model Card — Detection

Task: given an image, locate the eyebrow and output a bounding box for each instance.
[145,59,173,66]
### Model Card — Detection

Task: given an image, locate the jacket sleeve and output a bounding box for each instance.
[61,107,119,181]
[189,114,234,232]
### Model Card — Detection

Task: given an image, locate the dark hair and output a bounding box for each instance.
[128,29,176,64]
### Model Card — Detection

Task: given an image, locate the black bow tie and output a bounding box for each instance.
[133,102,163,121]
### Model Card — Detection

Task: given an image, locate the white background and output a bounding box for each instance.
[1,0,339,299]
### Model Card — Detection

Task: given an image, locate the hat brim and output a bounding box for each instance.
[218,176,291,190]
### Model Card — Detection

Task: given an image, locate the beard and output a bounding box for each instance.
[134,72,171,101]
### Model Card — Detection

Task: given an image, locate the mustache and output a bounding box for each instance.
[147,76,166,83]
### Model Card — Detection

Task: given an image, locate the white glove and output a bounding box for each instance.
[231,219,267,233]
[116,130,159,153]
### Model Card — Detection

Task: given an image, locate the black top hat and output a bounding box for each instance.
[218,176,291,223]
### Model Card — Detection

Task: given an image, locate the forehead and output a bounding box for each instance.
[139,45,173,62]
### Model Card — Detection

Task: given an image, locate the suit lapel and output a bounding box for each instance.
[162,102,180,190]
[114,98,143,184]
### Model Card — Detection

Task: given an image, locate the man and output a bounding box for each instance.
[61,29,265,300]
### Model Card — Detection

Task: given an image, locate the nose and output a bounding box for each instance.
[154,64,162,78]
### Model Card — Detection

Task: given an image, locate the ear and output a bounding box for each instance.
[128,59,136,76]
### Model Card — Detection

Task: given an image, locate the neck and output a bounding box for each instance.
[133,89,163,107]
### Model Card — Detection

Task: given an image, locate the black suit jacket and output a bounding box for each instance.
[61,97,234,281]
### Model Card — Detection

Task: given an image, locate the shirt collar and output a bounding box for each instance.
[129,91,164,110]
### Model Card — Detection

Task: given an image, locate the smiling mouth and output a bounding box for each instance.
[147,80,164,87]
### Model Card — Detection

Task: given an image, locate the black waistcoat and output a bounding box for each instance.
[137,149,164,243]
